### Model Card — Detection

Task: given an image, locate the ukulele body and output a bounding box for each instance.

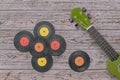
[107,53,120,80]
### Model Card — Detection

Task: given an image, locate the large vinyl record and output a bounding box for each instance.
[49,35,66,56]
[34,21,55,39]
[14,31,34,52]
[30,38,49,57]
[69,51,90,72]
[31,54,53,72]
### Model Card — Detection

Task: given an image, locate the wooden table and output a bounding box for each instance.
[0,0,119,80]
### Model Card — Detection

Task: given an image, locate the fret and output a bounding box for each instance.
[87,26,119,61]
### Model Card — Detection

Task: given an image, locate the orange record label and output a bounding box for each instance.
[74,56,84,67]
[34,43,44,53]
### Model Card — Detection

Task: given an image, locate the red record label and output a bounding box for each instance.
[50,40,60,51]
[20,36,30,47]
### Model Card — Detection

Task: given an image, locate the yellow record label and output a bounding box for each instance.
[37,57,47,67]
[39,27,49,37]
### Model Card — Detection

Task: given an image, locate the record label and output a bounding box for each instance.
[34,43,44,53]
[20,36,30,47]
[50,40,60,51]
[39,27,49,37]
[37,57,47,67]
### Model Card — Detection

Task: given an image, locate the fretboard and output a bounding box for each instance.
[87,26,119,61]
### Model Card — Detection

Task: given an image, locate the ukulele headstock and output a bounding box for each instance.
[69,7,92,30]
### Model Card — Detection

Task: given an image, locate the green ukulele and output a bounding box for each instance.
[69,8,120,80]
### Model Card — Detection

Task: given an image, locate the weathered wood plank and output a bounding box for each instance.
[0,0,120,80]
[0,49,108,70]
[0,1,119,11]
[0,10,120,30]
[0,30,120,50]
[1,0,120,3]
[0,70,117,80]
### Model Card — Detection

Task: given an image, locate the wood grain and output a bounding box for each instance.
[0,70,117,80]
[0,0,120,80]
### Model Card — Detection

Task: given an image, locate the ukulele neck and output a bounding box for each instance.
[87,26,119,61]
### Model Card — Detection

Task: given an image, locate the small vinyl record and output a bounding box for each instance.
[31,54,53,72]
[49,35,66,56]
[30,38,49,57]
[14,31,34,52]
[69,51,90,72]
[34,21,55,39]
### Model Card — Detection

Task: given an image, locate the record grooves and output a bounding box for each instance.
[69,51,90,72]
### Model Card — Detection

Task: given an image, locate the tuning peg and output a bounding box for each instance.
[75,23,78,27]
[82,7,87,12]
[75,23,80,30]
[87,14,92,19]
[69,18,74,23]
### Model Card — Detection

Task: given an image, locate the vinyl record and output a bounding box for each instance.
[49,35,66,56]
[14,31,34,52]
[30,38,49,57]
[31,54,53,72]
[69,51,90,72]
[34,21,55,39]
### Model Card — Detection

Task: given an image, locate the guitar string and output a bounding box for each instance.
[74,17,87,27]
[92,26,117,60]
[79,11,89,26]
[81,12,90,26]
[74,13,92,30]
[88,26,118,61]
[74,15,88,28]
[91,27,116,60]
[93,28,120,69]
[92,26,119,61]
[88,26,120,67]
[87,26,114,59]
[74,15,120,66]
[73,13,120,72]
[74,16,116,61]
